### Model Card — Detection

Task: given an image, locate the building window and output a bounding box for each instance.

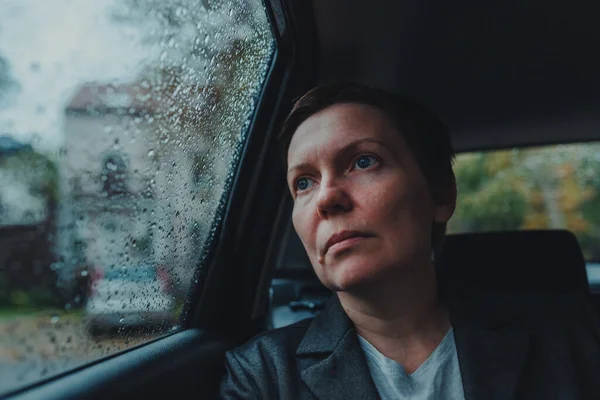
[101,153,127,197]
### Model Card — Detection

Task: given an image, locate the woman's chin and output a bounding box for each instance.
[322,257,386,292]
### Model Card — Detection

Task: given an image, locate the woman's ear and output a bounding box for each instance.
[433,177,456,224]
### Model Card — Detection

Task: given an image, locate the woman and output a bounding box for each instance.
[220,83,600,399]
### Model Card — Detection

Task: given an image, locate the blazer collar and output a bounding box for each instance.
[296,288,531,400]
[445,284,531,400]
[296,294,380,400]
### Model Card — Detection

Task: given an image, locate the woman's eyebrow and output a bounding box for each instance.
[287,138,388,175]
[287,162,312,176]
[344,138,387,150]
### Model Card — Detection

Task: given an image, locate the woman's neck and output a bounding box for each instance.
[337,258,450,373]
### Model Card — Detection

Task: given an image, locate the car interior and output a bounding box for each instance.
[3,0,600,398]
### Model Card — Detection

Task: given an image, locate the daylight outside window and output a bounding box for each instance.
[0,0,274,395]
[449,143,600,285]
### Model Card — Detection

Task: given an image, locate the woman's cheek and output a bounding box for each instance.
[364,176,403,213]
[291,205,304,239]
[292,202,316,253]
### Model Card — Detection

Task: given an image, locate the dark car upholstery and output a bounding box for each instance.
[270,229,591,328]
[439,229,589,294]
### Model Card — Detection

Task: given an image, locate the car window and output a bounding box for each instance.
[102,266,156,282]
[449,143,600,283]
[0,0,274,395]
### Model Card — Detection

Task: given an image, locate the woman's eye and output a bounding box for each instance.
[295,177,314,192]
[353,155,379,170]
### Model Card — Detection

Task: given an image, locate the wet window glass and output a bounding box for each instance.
[0,0,274,395]
[449,143,600,284]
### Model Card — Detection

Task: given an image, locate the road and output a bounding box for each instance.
[0,312,166,395]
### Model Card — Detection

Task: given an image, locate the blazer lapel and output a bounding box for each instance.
[296,294,380,400]
[454,318,530,400]
[449,288,531,400]
[295,285,532,400]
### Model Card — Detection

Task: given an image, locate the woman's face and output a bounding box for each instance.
[286,103,454,292]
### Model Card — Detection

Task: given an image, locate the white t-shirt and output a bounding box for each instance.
[357,328,466,400]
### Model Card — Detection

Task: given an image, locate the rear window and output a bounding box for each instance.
[449,143,600,281]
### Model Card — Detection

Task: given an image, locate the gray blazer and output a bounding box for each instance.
[220,287,600,399]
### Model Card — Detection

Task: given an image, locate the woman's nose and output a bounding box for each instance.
[316,182,352,219]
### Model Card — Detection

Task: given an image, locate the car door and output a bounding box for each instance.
[0,0,317,398]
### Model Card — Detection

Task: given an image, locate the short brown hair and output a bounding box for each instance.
[278,82,456,259]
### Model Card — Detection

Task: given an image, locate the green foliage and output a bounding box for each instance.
[451,150,526,232]
[0,148,60,307]
[454,177,527,232]
[454,153,488,193]
[0,149,60,204]
[0,287,61,308]
[0,54,20,107]
[450,143,600,262]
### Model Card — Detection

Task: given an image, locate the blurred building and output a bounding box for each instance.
[55,82,225,300]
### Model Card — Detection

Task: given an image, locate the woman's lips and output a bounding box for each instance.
[327,235,370,254]
[324,231,373,255]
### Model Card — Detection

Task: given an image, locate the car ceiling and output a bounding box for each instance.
[312,0,600,152]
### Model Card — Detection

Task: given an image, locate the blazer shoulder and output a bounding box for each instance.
[220,318,314,399]
[227,317,314,362]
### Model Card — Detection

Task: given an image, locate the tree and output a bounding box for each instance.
[449,151,528,232]
[449,143,600,263]
[0,53,20,109]
[0,145,61,307]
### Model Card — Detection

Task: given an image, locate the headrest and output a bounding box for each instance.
[439,230,589,294]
